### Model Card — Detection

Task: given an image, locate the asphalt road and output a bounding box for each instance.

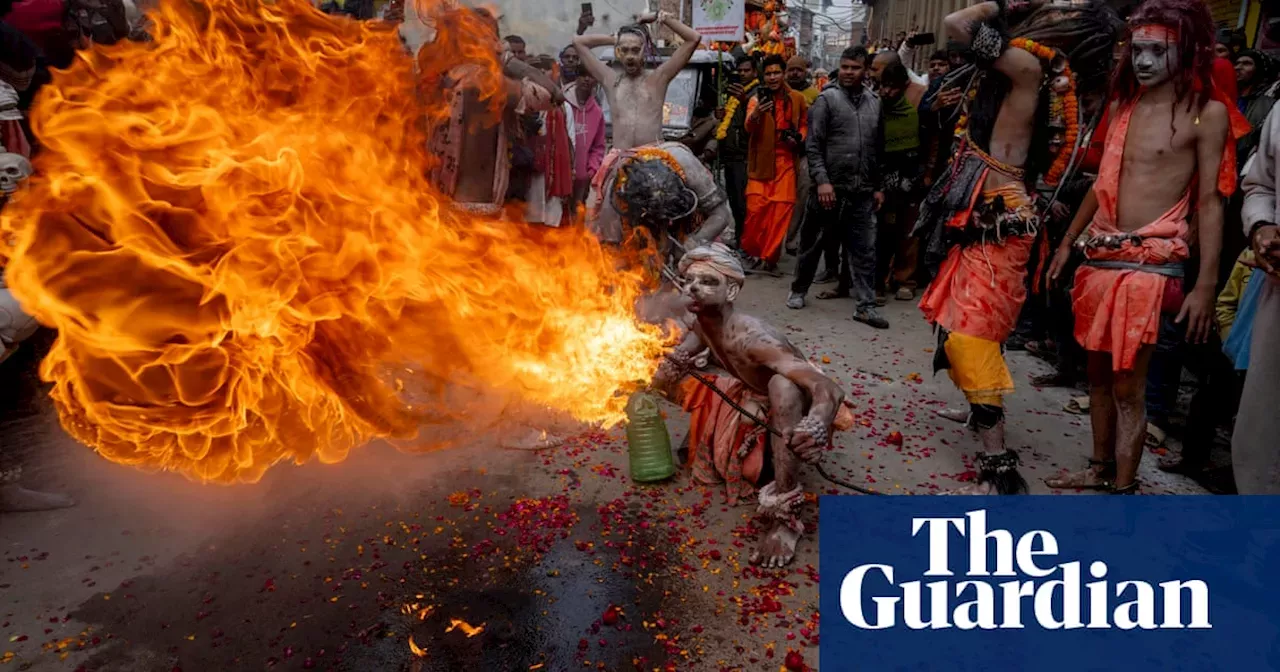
[0,262,1204,672]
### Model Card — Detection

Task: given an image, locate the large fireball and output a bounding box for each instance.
[0,0,669,482]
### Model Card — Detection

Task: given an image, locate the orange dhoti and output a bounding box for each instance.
[678,372,853,505]
[1071,101,1192,372]
[740,150,797,265]
[918,181,1037,405]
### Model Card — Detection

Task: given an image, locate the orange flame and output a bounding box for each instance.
[445,619,484,638]
[408,635,427,657]
[0,0,669,482]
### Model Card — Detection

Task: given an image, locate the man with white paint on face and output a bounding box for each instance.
[1048,0,1245,495]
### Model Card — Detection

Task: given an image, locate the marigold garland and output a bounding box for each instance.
[612,147,688,212]
[715,80,757,141]
[1009,37,1079,186]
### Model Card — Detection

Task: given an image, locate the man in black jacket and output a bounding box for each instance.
[712,55,757,249]
[786,46,887,330]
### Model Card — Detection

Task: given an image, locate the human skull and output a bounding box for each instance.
[0,153,32,195]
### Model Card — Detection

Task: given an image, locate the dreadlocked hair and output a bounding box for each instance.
[1111,0,1215,111]
[611,158,697,228]
[1011,0,1123,100]
[963,1,1121,186]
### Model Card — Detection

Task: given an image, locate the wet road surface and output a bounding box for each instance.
[0,268,1204,671]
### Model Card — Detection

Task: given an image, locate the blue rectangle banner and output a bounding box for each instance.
[819,496,1280,671]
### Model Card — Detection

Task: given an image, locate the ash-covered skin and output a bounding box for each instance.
[590,142,730,247]
[573,11,702,152]
[1131,34,1177,87]
[653,244,845,568]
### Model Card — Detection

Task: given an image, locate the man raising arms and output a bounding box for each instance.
[573,10,702,151]
[1047,0,1245,494]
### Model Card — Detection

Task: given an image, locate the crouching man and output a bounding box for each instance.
[653,244,850,567]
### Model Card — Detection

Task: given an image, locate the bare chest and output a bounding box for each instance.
[1121,105,1198,170]
[696,319,775,395]
[612,77,662,116]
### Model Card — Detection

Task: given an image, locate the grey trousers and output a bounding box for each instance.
[1232,274,1280,494]
[785,157,810,251]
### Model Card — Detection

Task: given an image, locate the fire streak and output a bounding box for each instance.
[0,0,669,482]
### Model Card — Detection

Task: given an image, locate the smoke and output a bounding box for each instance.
[404,0,639,57]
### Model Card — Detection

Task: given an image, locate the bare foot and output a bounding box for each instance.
[750,521,801,569]
[0,484,76,513]
[1044,466,1113,490]
[935,407,969,424]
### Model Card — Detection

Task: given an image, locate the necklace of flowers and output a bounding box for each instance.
[954,39,1079,187]
[1009,37,1079,186]
[715,80,758,141]
[612,147,689,214]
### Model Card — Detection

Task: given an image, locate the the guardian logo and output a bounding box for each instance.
[840,509,1212,631]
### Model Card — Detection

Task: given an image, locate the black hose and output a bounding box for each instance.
[682,370,883,496]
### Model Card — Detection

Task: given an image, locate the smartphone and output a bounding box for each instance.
[908,32,936,47]
[581,2,593,14]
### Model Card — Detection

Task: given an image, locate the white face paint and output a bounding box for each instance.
[1132,38,1178,88]
[681,262,741,313]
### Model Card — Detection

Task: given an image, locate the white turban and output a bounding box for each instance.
[678,243,746,286]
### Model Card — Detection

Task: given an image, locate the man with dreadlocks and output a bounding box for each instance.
[1046,0,1247,494]
[913,0,1121,494]
[587,141,731,256]
[652,243,851,568]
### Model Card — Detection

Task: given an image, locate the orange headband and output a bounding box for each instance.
[1132,25,1178,42]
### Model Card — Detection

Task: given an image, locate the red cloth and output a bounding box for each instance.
[1072,101,1192,371]
[1207,56,1251,198]
[679,374,767,506]
[918,181,1036,343]
[1,120,30,158]
[1080,107,1110,175]
[5,0,67,54]
[544,106,572,200]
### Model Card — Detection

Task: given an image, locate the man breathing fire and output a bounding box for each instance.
[654,244,851,568]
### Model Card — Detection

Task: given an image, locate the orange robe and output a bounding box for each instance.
[918,180,1037,344]
[678,371,854,505]
[1071,103,1189,371]
[1072,96,1247,372]
[741,96,805,265]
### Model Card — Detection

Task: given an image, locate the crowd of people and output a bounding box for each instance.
[414,0,1280,566]
[1,0,1279,565]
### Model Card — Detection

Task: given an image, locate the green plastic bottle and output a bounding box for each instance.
[625,392,676,483]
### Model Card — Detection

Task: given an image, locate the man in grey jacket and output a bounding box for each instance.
[786,46,887,329]
[1235,103,1280,494]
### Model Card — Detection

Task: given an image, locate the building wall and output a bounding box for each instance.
[867,0,967,71]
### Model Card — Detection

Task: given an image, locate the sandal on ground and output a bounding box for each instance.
[1111,482,1140,495]
[815,289,849,300]
[1063,395,1090,415]
[1045,458,1116,490]
[1144,423,1167,450]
